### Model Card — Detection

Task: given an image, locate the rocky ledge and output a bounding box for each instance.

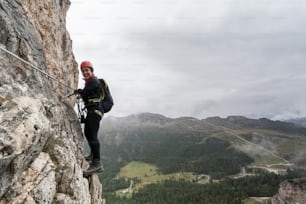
[272,178,306,204]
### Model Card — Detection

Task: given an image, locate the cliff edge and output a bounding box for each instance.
[272,178,306,204]
[0,0,103,203]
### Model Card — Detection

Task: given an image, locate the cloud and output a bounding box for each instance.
[67,0,306,119]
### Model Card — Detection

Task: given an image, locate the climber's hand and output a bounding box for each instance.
[74,89,82,95]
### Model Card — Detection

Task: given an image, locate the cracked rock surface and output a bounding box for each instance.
[0,0,103,203]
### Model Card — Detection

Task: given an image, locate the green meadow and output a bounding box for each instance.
[116,161,197,192]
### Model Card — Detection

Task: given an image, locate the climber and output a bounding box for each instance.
[74,61,104,176]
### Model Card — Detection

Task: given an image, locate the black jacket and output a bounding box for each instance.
[79,77,102,111]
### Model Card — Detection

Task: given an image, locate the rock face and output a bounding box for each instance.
[0,0,103,203]
[271,178,306,204]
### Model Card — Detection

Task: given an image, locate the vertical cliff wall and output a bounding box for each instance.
[0,0,103,203]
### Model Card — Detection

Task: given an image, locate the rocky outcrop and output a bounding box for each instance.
[271,178,306,204]
[0,0,103,203]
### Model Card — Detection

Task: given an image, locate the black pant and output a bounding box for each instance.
[84,110,102,161]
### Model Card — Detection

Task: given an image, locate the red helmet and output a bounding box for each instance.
[80,61,93,70]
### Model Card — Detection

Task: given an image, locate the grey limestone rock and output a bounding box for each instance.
[0,0,103,203]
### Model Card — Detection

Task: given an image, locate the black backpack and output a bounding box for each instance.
[99,78,114,113]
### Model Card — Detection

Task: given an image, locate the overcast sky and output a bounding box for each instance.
[67,0,306,120]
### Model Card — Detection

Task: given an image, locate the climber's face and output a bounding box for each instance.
[81,67,93,79]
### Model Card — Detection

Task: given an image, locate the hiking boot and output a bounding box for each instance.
[83,160,104,177]
[84,153,93,161]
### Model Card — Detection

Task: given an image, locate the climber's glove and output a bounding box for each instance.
[74,89,82,95]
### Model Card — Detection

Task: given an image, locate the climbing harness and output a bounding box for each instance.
[0,45,75,91]
[76,94,86,123]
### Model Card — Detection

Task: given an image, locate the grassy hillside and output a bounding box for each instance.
[97,113,306,204]
[99,114,306,180]
[100,126,253,179]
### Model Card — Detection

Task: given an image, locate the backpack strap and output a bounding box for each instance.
[88,78,106,103]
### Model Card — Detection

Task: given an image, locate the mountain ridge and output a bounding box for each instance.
[101,112,306,203]
[105,112,306,134]
[102,112,306,171]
